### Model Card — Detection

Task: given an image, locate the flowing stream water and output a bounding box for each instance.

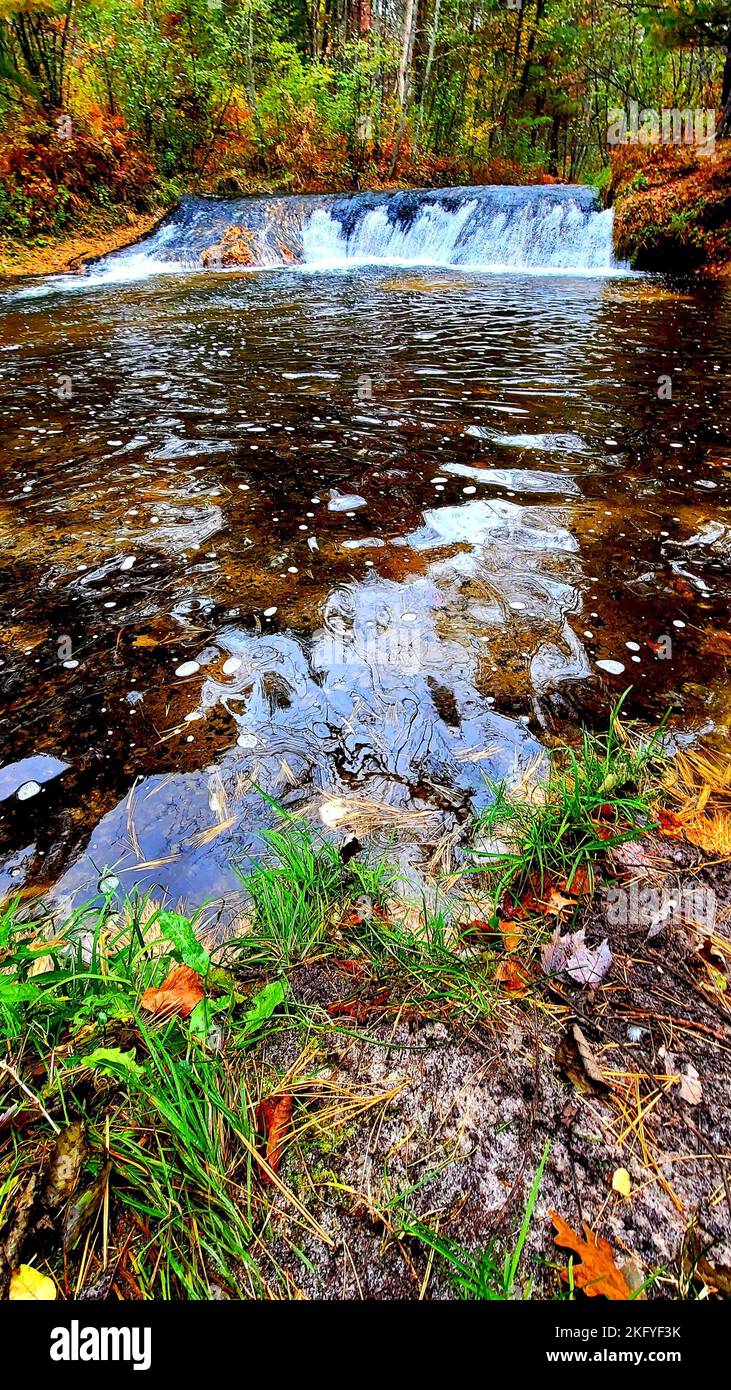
[1,185,730,920]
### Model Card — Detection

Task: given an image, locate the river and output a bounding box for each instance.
[1,185,729,919]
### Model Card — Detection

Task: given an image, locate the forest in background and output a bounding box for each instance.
[0,0,730,241]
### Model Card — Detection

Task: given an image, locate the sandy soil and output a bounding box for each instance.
[0,208,171,280]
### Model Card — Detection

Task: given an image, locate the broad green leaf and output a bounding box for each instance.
[237,980,286,1043]
[158,911,210,974]
[188,995,231,1042]
[0,977,39,1003]
[66,1046,145,1081]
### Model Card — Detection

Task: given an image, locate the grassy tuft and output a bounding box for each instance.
[469,693,667,913]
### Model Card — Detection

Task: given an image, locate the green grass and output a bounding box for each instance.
[469,693,667,914]
[329,901,498,1025]
[0,701,674,1300]
[394,1141,550,1299]
[0,892,281,1298]
[232,810,396,966]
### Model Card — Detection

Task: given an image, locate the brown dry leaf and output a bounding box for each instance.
[62,1161,112,1252]
[550,1213,631,1299]
[677,1063,703,1105]
[656,808,685,839]
[255,1094,293,1183]
[3,1174,37,1268]
[140,963,204,1019]
[559,864,593,897]
[544,890,576,918]
[556,1024,609,1095]
[498,919,523,953]
[494,958,530,996]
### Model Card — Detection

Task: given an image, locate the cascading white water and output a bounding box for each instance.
[302,191,618,272]
[25,185,624,293]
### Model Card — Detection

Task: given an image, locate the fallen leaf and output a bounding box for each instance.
[550,1213,631,1299]
[460,917,497,942]
[677,1063,703,1105]
[63,1162,111,1251]
[542,927,612,987]
[609,839,661,874]
[556,1024,608,1094]
[657,808,685,839]
[612,1167,631,1198]
[494,958,530,996]
[559,864,593,897]
[544,890,576,918]
[255,1094,293,1182]
[499,919,523,953]
[140,963,204,1019]
[9,1264,56,1301]
[621,1254,646,1296]
[42,1121,86,1214]
[3,1174,37,1267]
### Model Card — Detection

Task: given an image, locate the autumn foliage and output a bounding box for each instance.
[611,143,731,273]
[0,106,159,240]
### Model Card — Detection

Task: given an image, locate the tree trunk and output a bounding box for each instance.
[390,0,418,175]
[413,0,441,158]
[718,30,731,136]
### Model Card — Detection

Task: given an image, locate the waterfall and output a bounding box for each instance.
[89,185,623,282]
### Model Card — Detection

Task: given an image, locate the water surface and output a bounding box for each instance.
[1,215,730,916]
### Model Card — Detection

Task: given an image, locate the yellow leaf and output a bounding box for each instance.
[612,1167,631,1198]
[9,1264,57,1301]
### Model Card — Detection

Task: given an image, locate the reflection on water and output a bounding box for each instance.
[1,264,730,912]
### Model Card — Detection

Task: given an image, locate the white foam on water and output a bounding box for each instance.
[302,198,619,275]
[11,185,630,295]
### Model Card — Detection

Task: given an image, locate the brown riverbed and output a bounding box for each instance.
[0,258,729,915]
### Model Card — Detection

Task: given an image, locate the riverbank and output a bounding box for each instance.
[0,207,171,280]
[2,714,730,1301]
[6,146,731,281]
[611,142,731,274]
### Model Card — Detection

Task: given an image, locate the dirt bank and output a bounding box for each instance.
[0,207,171,280]
[612,143,731,274]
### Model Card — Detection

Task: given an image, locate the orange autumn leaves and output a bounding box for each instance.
[467,863,598,998]
[551,1214,631,1300]
[255,1094,293,1183]
[140,963,204,1019]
